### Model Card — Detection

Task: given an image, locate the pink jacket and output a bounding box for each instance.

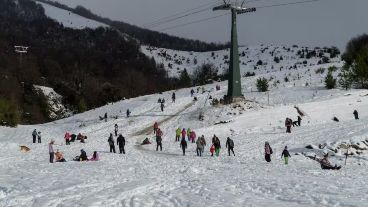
[181,130,186,137]
[190,131,196,140]
[89,154,99,161]
[64,132,71,140]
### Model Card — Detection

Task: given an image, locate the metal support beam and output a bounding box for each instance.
[213,2,256,103]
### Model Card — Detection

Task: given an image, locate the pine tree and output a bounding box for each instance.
[325,72,336,89]
[179,69,191,87]
[256,77,269,92]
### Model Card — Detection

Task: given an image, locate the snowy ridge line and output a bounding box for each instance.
[36,1,109,30]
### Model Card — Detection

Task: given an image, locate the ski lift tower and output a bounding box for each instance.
[213,1,256,103]
[14,46,29,67]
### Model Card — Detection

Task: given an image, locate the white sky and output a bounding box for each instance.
[54,0,368,51]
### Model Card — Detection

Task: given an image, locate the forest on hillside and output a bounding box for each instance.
[0,0,183,125]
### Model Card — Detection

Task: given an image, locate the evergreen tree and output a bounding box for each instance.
[325,72,336,89]
[256,77,269,92]
[179,69,192,87]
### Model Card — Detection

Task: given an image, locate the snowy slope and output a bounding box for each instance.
[141,45,342,78]
[1,65,368,206]
[37,2,108,29]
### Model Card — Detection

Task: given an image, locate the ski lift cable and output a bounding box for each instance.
[145,5,220,29]
[156,0,327,31]
[141,1,222,28]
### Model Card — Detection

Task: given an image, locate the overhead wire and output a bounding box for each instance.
[141,1,222,28]
[154,0,328,31]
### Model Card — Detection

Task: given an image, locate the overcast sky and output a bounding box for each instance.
[55,0,368,51]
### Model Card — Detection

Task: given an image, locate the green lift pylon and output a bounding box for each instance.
[213,1,256,103]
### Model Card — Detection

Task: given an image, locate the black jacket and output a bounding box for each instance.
[180,140,187,149]
[281,149,291,158]
[117,135,125,146]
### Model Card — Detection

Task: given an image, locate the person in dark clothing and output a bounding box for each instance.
[297,116,302,126]
[156,128,163,151]
[353,110,359,120]
[281,146,291,165]
[79,149,88,161]
[71,134,77,142]
[172,92,176,103]
[126,109,131,117]
[108,133,116,153]
[180,138,187,156]
[212,135,221,156]
[225,137,235,156]
[264,142,273,162]
[285,118,292,133]
[104,113,108,122]
[114,124,119,136]
[37,131,42,143]
[32,129,37,143]
[160,103,165,112]
[190,89,194,97]
[117,134,126,154]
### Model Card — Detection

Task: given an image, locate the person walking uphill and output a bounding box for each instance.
[353,110,359,120]
[180,138,187,156]
[108,133,116,153]
[37,131,42,143]
[172,92,176,103]
[196,138,204,156]
[285,118,292,133]
[175,127,181,142]
[156,128,163,151]
[49,140,55,163]
[264,142,273,162]
[181,128,187,140]
[160,102,165,112]
[281,146,291,165]
[190,130,196,143]
[226,137,235,156]
[32,129,37,143]
[114,124,119,136]
[117,134,126,154]
[212,135,221,156]
[187,128,191,140]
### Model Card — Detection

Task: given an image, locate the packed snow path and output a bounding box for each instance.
[1,78,368,206]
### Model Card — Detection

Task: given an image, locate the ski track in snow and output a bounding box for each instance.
[1,66,368,206]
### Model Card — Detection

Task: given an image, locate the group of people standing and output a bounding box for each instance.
[108,124,126,154]
[32,129,41,143]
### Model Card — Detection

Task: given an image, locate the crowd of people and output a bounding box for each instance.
[32,88,358,171]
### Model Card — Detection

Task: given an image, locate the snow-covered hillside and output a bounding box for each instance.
[141,45,342,78]
[1,62,368,206]
[37,2,108,29]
